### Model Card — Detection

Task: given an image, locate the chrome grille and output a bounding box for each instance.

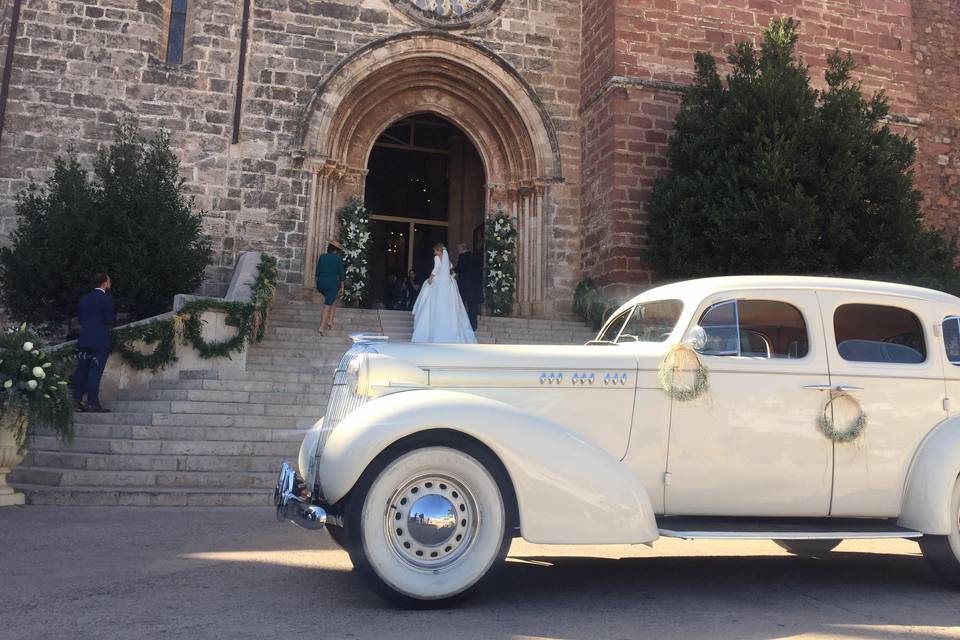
[315,343,376,473]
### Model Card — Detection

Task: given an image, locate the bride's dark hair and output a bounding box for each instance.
[433,243,446,252]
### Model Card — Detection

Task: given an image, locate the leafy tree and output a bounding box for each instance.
[646,18,957,287]
[0,118,212,325]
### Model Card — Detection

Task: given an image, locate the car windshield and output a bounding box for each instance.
[615,299,684,343]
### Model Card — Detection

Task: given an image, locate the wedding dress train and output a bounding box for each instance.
[411,249,478,344]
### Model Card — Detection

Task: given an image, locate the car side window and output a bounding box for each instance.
[616,299,683,343]
[596,308,631,343]
[942,316,960,365]
[698,299,809,359]
[834,304,926,364]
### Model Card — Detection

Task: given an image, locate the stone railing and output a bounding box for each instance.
[57,251,265,402]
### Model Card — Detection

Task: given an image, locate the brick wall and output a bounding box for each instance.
[581,0,937,296]
[913,0,960,237]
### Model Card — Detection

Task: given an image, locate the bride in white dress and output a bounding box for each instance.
[411,244,478,344]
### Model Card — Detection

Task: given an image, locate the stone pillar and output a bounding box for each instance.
[302,160,366,291]
[486,181,547,317]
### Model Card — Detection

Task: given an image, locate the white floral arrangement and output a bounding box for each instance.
[337,195,371,306]
[484,210,517,316]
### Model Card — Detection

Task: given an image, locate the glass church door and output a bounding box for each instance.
[369,220,411,303]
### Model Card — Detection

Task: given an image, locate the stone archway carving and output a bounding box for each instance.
[297,32,562,316]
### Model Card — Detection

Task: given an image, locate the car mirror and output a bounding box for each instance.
[682,325,706,351]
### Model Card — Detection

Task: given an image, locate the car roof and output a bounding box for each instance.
[625,275,960,307]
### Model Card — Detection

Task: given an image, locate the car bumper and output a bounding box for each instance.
[274,462,328,530]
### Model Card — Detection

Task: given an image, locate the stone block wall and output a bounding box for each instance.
[0,0,583,312]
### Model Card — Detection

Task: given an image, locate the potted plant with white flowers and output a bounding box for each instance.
[0,324,74,506]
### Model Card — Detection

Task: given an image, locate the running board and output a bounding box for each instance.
[656,516,923,540]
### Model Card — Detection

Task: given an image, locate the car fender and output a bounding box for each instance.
[318,389,659,544]
[899,417,960,535]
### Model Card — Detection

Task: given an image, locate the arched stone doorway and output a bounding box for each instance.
[297,32,562,316]
[364,114,486,304]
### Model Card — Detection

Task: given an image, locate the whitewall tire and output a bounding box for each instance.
[342,434,513,607]
[919,476,960,588]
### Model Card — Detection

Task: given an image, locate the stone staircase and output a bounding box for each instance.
[10,303,596,506]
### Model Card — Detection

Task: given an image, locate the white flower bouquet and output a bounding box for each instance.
[483,210,517,316]
[337,195,371,306]
[0,324,74,450]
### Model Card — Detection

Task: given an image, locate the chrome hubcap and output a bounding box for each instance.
[385,475,478,570]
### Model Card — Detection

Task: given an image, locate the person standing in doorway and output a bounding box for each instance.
[455,243,483,331]
[71,273,115,413]
[315,240,345,336]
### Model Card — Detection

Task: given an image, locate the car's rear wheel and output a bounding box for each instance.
[918,476,960,588]
[774,539,842,557]
[342,435,512,608]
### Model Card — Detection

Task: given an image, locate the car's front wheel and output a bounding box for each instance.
[774,539,842,557]
[919,476,960,588]
[342,435,512,607]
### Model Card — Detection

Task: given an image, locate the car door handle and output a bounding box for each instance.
[803,384,833,391]
[835,385,863,392]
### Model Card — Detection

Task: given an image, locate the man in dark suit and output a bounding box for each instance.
[71,273,114,412]
[455,243,483,331]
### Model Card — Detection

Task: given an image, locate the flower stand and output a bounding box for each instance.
[0,426,24,506]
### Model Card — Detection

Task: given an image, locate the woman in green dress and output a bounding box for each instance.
[315,240,345,335]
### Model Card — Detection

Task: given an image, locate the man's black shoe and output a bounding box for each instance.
[85,405,111,413]
[73,400,86,412]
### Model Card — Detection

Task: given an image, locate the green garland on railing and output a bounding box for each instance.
[249,252,278,341]
[179,299,252,360]
[112,320,177,372]
[111,253,278,371]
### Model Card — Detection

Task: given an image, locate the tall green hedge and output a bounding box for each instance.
[646,18,958,290]
[0,118,212,324]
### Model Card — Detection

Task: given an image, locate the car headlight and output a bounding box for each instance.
[346,353,371,396]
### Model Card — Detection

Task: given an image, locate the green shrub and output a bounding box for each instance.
[0,118,212,325]
[572,279,622,330]
[646,18,957,289]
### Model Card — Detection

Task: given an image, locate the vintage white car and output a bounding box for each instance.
[274,276,960,606]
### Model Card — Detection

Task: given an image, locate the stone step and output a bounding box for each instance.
[146,378,333,395]
[23,450,290,473]
[247,344,359,358]
[14,485,273,506]
[10,467,279,489]
[118,388,329,405]
[105,400,325,417]
[180,368,331,383]
[47,422,306,442]
[150,412,317,429]
[245,355,351,369]
[29,435,297,457]
[267,315,381,325]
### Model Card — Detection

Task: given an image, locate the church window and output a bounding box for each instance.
[165,0,188,65]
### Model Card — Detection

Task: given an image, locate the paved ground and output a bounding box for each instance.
[1,507,957,640]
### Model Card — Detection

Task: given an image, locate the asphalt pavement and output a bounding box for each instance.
[1,507,958,640]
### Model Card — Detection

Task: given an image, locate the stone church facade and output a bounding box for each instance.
[0,0,957,315]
